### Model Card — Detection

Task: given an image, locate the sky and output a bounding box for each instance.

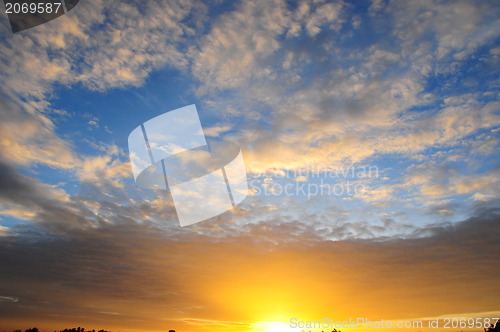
[0,0,499,331]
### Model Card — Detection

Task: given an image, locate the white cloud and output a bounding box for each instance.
[203,125,231,137]
[191,0,292,93]
[0,225,10,236]
[0,209,37,220]
[0,295,18,302]
[0,0,206,175]
[304,2,344,36]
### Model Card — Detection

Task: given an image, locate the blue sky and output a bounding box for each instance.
[23,0,499,237]
[0,0,499,331]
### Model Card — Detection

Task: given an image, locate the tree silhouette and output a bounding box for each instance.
[53,328,111,332]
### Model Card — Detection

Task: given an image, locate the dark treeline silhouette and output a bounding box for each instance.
[9,328,180,332]
[11,327,111,332]
[485,319,500,332]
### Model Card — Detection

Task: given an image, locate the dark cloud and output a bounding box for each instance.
[0,205,498,330]
[0,161,44,205]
